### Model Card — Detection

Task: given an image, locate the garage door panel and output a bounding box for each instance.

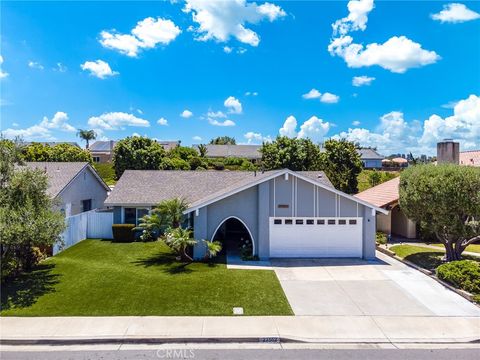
[269,218,362,258]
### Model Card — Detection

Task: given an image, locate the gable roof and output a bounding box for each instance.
[354,177,400,208]
[460,150,480,167]
[90,140,116,153]
[357,148,384,160]
[23,162,110,198]
[193,144,261,159]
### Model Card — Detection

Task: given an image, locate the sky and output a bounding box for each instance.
[1,0,479,155]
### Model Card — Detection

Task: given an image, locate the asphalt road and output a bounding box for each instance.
[2,349,480,360]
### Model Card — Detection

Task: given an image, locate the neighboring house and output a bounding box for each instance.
[90,140,180,163]
[24,162,110,217]
[357,148,384,169]
[159,140,181,151]
[355,177,416,239]
[105,169,386,260]
[193,144,262,162]
[24,141,81,148]
[459,150,480,167]
[382,157,408,168]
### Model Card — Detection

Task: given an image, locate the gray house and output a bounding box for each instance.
[105,169,386,260]
[193,144,262,162]
[357,148,384,169]
[25,162,110,216]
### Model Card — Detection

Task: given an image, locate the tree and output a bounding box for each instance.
[203,240,222,259]
[22,143,92,163]
[399,164,480,262]
[112,136,165,178]
[260,136,322,171]
[164,227,197,262]
[197,144,208,157]
[210,136,236,145]
[368,170,382,187]
[160,158,190,170]
[319,139,363,194]
[167,146,198,161]
[77,129,96,149]
[155,198,189,228]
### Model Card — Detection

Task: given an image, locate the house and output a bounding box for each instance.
[460,150,480,167]
[382,157,408,168]
[357,148,384,169]
[355,177,416,239]
[25,141,81,148]
[105,169,386,260]
[24,162,110,217]
[193,144,262,162]
[90,140,180,163]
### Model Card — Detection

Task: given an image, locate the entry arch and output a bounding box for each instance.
[210,216,256,256]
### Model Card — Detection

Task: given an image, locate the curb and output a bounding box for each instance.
[376,245,477,304]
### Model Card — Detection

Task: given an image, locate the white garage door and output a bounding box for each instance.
[269,217,363,258]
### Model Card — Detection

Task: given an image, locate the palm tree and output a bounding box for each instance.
[164,227,197,262]
[155,197,189,228]
[77,129,96,149]
[203,240,222,259]
[198,144,208,158]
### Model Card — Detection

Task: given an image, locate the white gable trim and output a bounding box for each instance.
[185,169,388,215]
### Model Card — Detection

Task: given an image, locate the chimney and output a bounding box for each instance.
[437,139,459,165]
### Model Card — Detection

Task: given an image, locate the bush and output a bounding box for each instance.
[93,163,116,185]
[189,157,207,170]
[213,162,225,170]
[436,260,480,295]
[160,158,190,170]
[112,224,136,242]
[224,157,245,166]
[376,232,387,245]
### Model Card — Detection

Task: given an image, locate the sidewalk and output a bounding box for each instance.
[1,315,479,345]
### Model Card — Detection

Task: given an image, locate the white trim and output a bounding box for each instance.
[210,216,256,256]
[273,177,276,217]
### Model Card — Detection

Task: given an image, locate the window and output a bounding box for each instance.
[349,219,357,225]
[338,219,347,225]
[284,219,293,225]
[93,156,100,163]
[124,208,136,224]
[278,204,289,209]
[137,208,149,224]
[82,199,92,212]
[295,219,303,225]
[328,219,336,225]
[274,219,282,225]
[306,219,314,225]
[317,219,325,225]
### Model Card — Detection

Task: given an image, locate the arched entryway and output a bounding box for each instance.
[211,217,255,257]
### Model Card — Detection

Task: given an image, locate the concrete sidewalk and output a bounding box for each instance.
[1,315,479,345]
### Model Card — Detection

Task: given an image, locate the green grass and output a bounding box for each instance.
[93,163,116,186]
[357,170,399,192]
[390,245,479,271]
[429,243,480,254]
[1,240,292,316]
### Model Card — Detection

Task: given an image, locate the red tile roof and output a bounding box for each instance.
[355,177,400,208]
[460,150,480,167]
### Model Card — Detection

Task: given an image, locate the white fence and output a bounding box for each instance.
[54,209,114,254]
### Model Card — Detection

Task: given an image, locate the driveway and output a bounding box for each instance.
[272,252,480,316]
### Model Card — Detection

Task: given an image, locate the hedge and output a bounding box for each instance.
[436,260,480,295]
[112,224,136,243]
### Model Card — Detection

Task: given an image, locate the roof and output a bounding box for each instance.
[193,144,261,159]
[159,141,180,151]
[355,177,400,208]
[357,148,384,160]
[90,140,116,152]
[385,157,408,164]
[22,162,109,197]
[460,150,480,167]
[24,141,81,148]
[105,170,332,207]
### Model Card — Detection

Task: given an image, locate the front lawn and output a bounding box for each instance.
[1,240,292,316]
[429,243,480,254]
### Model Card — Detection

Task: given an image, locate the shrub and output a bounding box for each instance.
[213,162,225,170]
[160,158,190,170]
[93,163,116,185]
[376,232,387,245]
[224,157,245,166]
[240,160,256,171]
[189,157,207,170]
[112,224,136,242]
[436,260,480,295]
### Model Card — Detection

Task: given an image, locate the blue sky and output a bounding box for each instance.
[1,0,479,155]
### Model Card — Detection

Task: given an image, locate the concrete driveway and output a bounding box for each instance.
[272,252,480,317]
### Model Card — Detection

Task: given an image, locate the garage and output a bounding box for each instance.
[269,217,363,258]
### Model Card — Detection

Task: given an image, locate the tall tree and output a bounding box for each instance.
[77,129,96,149]
[197,144,208,157]
[319,139,363,194]
[112,136,165,178]
[22,143,92,163]
[260,136,322,171]
[209,136,236,145]
[400,164,480,262]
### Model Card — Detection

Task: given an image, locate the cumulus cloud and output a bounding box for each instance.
[302,89,340,103]
[28,61,44,70]
[39,111,76,132]
[431,3,480,23]
[352,75,375,86]
[279,115,298,137]
[208,119,235,127]
[180,109,193,118]
[183,0,286,47]
[100,17,181,57]
[207,110,227,118]
[81,60,119,79]
[332,0,375,36]
[224,96,243,114]
[157,117,168,126]
[243,131,271,144]
[88,112,150,130]
[192,135,202,141]
[0,56,8,79]
[297,116,331,142]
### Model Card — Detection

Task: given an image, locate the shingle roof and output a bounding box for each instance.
[105,170,332,207]
[23,162,89,198]
[24,141,81,148]
[194,144,261,159]
[354,177,400,208]
[90,140,116,152]
[159,141,180,151]
[357,148,384,160]
[460,150,480,167]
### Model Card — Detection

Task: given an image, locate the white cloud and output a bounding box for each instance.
[224,96,243,114]
[333,0,375,36]
[243,131,271,144]
[431,3,480,23]
[352,120,361,126]
[55,63,67,72]
[352,75,375,86]
[297,116,331,142]
[0,55,8,79]
[100,17,181,57]
[183,0,286,47]
[245,91,258,96]
[157,117,168,126]
[328,35,440,73]
[223,46,233,53]
[207,110,227,118]
[193,135,202,141]
[28,61,44,70]
[279,115,298,137]
[88,112,150,130]
[180,109,193,118]
[302,89,340,103]
[131,132,141,137]
[208,119,235,127]
[39,111,76,132]
[81,60,119,79]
